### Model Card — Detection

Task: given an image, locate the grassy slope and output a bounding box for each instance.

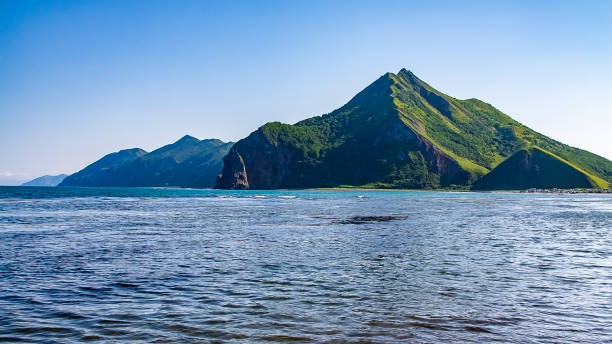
[61,138,232,188]
[241,69,611,189]
[260,73,460,188]
[473,147,606,190]
[59,148,148,186]
[532,147,609,188]
[391,69,612,186]
[118,138,233,187]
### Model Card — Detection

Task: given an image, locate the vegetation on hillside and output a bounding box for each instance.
[217,69,612,190]
[61,136,233,188]
[473,147,603,190]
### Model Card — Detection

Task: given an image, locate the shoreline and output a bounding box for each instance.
[306,187,476,193]
[6,185,611,195]
[304,187,611,195]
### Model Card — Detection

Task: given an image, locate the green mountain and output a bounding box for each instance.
[472,147,600,190]
[216,69,611,190]
[21,174,68,187]
[60,148,147,187]
[60,136,233,188]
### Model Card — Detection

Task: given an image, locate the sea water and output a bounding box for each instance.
[0,186,610,343]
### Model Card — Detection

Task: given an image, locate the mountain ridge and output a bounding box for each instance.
[216,69,611,190]
[60,136,233,188]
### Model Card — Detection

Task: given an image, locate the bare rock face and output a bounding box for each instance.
[215,129,293,189]
[379,117,469,186]
[215,148,249,189]
[413,131,470,185]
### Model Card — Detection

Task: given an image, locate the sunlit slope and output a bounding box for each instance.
[390,70,611,183]
[216,69,612,190]
[473,147,608,190]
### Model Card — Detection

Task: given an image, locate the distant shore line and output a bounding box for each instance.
[6,185,611,195]
[306,187,612,194]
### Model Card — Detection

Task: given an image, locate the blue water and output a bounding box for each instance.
[0,186,611,343]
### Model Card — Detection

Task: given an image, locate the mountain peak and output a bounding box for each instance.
[175,135,200,145]
[398,68,412,75]
[119,148,147,154]
[397,68,421,85]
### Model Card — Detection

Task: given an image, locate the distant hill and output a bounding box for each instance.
[59,148,148,187]
[216,69,611,190]
[21,174,68,187]
[60,136,233,188]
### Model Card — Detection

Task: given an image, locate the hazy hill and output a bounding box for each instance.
[60,136,233,188]
[21,174,68,187]
[216,69,611,190]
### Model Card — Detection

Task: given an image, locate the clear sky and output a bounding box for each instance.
[1,0,611,185]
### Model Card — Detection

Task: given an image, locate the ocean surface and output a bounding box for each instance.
[0,186,610,343]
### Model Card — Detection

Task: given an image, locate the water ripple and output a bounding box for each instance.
[0,187,610,343]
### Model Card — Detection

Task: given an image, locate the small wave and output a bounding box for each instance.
[465,326,494,333]
[366,320,447,330]
[259,335,313,342]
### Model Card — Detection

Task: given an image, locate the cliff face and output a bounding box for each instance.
[216,149,249,189]
[216,69,612,190]
[216,127,306,189]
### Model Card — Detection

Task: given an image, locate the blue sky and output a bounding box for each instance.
[1,0,611,184]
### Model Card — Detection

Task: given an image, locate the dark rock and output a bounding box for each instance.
[335,215,409,224]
